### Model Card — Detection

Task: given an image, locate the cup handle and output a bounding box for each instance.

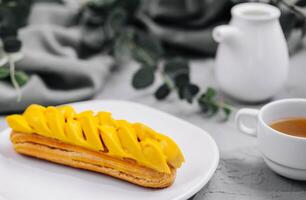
[235,108,260,137]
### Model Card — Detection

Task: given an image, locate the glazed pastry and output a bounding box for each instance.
[6,104,185,188]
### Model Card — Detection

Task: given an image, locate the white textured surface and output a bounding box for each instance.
[1,46,306,200]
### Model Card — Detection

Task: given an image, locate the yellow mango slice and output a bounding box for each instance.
[117,121,144,161]
[6,115,32,133]
[157,134,185,168]
[99,125,127,157]
[97,112,117,127]
[141,139,170,174]
[64,118,91,149]
[45,106,67,141]
[79,114,103,151]
[133,123,158,141]
[23,104,51,137]
[76,110,94,119]
[57,105,76,119]
[134,123,184,168]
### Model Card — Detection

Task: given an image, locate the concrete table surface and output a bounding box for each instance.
[1,47,306,200]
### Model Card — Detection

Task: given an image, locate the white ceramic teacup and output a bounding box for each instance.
[235,99,306,180]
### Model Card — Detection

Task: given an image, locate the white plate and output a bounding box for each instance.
[0,100,219,200]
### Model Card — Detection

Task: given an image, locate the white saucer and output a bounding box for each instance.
[263,154,306,180]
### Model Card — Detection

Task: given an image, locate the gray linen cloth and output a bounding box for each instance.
[139,0,231,55]
[0,3,113,113]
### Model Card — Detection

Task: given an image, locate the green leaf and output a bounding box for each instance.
[206,87,216,99]
[198,100,209,113]
[209,101,219,115]
[113,30,134,62]
[164,58,189,78]
[179,84,199,103]
[132,47,156,67]
[198,98,218,115]
[15,70,29,87]
[222,106,232,120]
[132,31,163,66]
[132,67,154,89]
[0,67,10,79]
[197,87,232,119]
[134,31,163,60]
[155,84,171,100]
[198,88,217,114]
[174,73,190,88]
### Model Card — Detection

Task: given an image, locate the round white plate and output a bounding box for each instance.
[0,100,219,200]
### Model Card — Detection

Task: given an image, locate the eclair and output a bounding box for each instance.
[6,104,185,188]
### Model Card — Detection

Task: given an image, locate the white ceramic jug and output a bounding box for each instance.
[213,3,289,102]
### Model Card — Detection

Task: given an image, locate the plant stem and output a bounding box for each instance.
[9,57,21,102]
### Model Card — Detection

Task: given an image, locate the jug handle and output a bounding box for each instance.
[213,25,241,43]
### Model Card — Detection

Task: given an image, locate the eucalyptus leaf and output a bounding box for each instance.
[132,67,154,89]
[198,100,209,112]
[155,83,171,100]
[174,73,189,88]
[209,101,219,115]
[206,87,216,99]
[163,58,190,85]
[178,84,199,103]
[198,96,218,115]
[164,58,189,77]
[132,46,156,67]
[223,106,232,120]
[198,87,232,119]
[134,31,163,60]
[0,67,10,79]
[114,30,134,62]
[15,70,29,87]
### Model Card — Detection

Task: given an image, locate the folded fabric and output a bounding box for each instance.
[139,0,231,55]
[0,3,113,113]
